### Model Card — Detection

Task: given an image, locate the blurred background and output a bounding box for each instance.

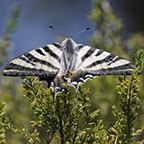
[0,0,144,143]
[0,0,144,57]
[0,0,93,57]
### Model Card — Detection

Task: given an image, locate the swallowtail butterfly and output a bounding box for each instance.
[3,37,134,92]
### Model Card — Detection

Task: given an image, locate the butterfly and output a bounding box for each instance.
[3,37,134,92]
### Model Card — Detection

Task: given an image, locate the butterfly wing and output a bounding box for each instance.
[70,45,134,86]
[3,38,134,91]
[3,43,62,85]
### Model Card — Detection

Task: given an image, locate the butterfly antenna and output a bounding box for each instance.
[49,26,90,38]
[72,27,90,37]
[49,25,66,37]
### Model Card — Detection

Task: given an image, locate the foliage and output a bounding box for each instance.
[110,50,144,144]
[22,77,103,143]
[0,49,143,143]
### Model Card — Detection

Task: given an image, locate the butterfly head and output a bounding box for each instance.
[61,37,77,48]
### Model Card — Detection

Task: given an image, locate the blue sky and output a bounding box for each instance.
[1,0,144,59]
[1,0,94,58]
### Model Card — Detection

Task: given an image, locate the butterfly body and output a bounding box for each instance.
[3,37,134,91]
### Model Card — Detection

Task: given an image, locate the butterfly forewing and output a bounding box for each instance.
[70,44,133,85]
[3,43,62,77]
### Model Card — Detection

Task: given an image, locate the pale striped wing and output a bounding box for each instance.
[3,43,62,84]
[70,45,134,85]
[3,37,134,91]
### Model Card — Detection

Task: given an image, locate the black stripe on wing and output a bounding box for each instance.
[19,56,35,66]
[3,63,58,76]
[86,53,120,68]
[95,49,103,56]
[43,45,60,62]
[35,49,45,56]
[23,53,58,69]
[91,63,134,75]
[81,48,95,61]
